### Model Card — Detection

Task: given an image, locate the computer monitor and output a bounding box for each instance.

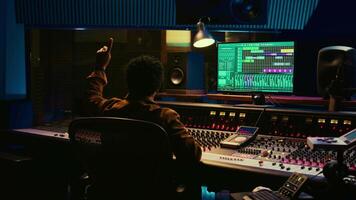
[217,41,295,94]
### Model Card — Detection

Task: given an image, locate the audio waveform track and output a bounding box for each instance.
[229,74,293,92]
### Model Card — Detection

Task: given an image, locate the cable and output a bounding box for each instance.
[304,170,324,199]
[267,95,282,107]
[254,108,266,127]
[309,170,323,182]
[266,95,275,105]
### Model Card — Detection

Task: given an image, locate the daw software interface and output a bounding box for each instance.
[217,41,295,94]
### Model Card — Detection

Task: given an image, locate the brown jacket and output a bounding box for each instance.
[85,70,202,164]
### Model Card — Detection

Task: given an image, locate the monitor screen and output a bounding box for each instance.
[217,41,295,94]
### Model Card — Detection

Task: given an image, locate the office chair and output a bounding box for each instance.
[68,117,174,200]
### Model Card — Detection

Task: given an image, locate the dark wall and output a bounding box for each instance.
[279,0,356,96]
[29,29,162,123]
[28,0,356,109]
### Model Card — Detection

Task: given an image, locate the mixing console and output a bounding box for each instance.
[159,101,356,180]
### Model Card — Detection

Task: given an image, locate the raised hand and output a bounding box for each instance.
[95,37,114,71]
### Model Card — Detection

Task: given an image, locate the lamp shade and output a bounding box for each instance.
[193,21,215,48]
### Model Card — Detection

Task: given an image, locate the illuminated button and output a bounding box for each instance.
[343,120,351,125]
[350,165,356,171]
[282,116,289,122]
[318,163,324,168]
[304,161,311,166]
[330,119,338,124]
[271,116,278,121]
[318,119,326,124]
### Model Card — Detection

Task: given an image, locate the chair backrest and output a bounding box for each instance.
[68,117,173,200]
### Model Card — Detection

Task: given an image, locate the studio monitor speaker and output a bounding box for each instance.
[317,46,356,98]
[164,52,204,91]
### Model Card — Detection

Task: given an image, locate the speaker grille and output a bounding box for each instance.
[317,46,356,98]
[165,53,187,89]
[170,68,184,85]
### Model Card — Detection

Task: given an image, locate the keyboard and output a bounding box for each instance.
[34,125,68,133]
[12,119,72,140]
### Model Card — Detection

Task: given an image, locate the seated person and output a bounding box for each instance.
[83,38,202,192]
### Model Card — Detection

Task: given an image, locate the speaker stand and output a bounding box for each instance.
[234,94,275,108]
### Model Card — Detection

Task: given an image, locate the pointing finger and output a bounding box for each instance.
[97,46,107,53]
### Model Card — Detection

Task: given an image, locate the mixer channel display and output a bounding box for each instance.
[217,41,294,93]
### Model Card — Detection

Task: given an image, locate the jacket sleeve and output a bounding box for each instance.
[84,70,122,115]
[160,108,202,163]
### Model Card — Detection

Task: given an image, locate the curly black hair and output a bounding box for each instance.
[126,55,163,99]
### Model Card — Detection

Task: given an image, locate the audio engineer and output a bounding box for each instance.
[83,37,202,179]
